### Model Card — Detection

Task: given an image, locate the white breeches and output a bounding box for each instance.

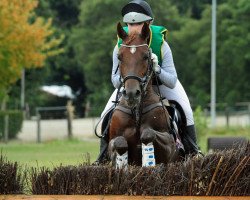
[153,80,194,126]
[101,80,194,126]
[101,89,118,117]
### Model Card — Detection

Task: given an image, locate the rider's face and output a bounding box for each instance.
[127,22,145,33]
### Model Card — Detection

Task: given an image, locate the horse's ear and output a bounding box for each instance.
[140,22,150,41]
[117,22,127,40]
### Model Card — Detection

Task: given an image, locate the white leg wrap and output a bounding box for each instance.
[116,151,128,170]
[142,142,155,167]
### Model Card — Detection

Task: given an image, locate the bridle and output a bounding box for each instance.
[118,43,154,129]
[119,43,154,94]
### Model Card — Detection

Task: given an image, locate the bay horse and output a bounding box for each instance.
[108,22,181,169]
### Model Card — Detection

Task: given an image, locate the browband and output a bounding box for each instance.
[121,44,148,48]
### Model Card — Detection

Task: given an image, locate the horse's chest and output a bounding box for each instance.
[112,105,168,137]
[141,109,169,130]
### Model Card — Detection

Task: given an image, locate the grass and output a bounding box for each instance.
[198,126,250,153]
[0,138,99,169]
[0,126,249,168]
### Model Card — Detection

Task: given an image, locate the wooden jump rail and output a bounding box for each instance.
[0,196,249,200]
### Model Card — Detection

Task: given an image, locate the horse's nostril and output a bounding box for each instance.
[135,89,141,97]
[122,90,128,99]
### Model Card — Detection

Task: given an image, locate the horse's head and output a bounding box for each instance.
[117,22,152,108]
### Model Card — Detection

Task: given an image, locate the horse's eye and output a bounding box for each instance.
[118,54,122,61]
[143,54,149,60]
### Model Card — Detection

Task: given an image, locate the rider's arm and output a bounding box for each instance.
[158,41,177,89]
[111,45,121,89]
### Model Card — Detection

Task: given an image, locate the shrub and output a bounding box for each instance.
[0,110,23,140]
[193,106,208,142]
[0,154,25,194]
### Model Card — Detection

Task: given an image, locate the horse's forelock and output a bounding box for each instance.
[124,31,140,45]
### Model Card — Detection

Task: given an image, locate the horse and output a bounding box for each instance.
[107,22,183,169]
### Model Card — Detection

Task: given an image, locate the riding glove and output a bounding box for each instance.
[151,53,161,74]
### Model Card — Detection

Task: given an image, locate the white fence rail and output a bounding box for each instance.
[17,113,249,143]
[18,118,100,142]
[2,102,246,142]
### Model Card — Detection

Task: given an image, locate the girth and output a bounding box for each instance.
[115,102,163,115]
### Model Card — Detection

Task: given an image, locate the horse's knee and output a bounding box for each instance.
[113,136,128,155]
[140,128,156,145]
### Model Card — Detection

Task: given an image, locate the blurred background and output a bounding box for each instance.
[0,0,249,166]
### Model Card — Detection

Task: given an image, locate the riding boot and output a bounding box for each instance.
[94,136,109,165]
[93,110,113,165]
[182,125,202,155]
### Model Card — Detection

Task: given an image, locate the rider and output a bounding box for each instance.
[96,0,201,163]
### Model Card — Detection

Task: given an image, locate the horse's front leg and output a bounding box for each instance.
[140,128,156,167]
[108,136,128,169]
[141,127,176,166]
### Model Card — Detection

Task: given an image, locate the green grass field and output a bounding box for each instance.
[0,138,99,168]
[0,126,249,168]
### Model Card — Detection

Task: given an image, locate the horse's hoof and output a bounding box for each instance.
[114,136,128,155]
[141,128,156,145]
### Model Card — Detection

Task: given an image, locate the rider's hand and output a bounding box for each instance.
[151,53,161,74]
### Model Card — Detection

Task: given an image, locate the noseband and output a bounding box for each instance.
[120,43,153,91]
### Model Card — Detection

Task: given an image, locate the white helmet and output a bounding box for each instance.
[122,0,154,24]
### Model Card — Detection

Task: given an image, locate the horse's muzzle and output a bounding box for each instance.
[122,88,141,107]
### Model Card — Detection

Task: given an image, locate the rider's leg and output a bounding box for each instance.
[183,125,200,154]
[96,132,109,163]
[95,89,118,164]
[101,89,119,118]
[154,81,201,155]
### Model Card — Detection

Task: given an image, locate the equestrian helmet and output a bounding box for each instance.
[122,0,154,24]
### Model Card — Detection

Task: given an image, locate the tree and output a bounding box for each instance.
[72,0,126,115]
[170,6,212,107]
[34,0,86,117]
[172,0,250,107]
[216,0,250,104]
[0,0,63,108]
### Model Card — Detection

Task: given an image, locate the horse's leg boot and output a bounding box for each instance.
[113,136,128,169]
[140,128,157,166]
